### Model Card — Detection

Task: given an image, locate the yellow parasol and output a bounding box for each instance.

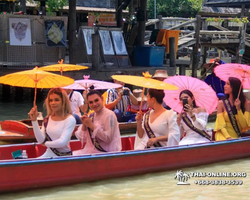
[40,59,89,75]
[0,67,74,106]
[112,72,178,110]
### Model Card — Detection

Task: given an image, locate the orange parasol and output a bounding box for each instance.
[40,59,89,75]
[112,72,178,111]
[0,67,74,106]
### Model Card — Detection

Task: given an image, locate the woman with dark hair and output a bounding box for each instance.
[28,88,76,158]
[177,90,211,145]
[214,77,250,141]
[134,89,180,150]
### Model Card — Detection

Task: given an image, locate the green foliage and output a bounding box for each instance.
[26,0,68,14]
[147,0,203,19]
[46,0,67,13]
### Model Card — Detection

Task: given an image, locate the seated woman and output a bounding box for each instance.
[134,89,180,150]
[214,77,250,141]
[28,88,76,158]
[177,90,211,145]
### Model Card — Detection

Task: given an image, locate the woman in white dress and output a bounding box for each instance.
[177,89,211,145]
[28,88,76,158]
[134,89,180,150]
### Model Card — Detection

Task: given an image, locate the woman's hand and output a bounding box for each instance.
[135,111,143,122]
[28,106,38,121]
[81,114,95,130]
[234,98,241,110]
[184,104,193,117]
[147,138,158,147]
[227,137,232,140]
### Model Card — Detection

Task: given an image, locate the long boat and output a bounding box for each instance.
[0,111,217,142]
[0,119,137,142]
[1,134,250,193]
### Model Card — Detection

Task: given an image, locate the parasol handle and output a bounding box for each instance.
[139,87,145,112]
[237,81,243,99]
[33,84,37,107]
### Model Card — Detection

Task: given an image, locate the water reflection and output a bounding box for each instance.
[0,158,250,199]
[0,102,44,121]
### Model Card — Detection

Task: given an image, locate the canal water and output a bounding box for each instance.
[0,102,250,199]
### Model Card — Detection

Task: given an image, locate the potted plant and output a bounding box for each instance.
[206,17,224,26]
[228,17,249,27]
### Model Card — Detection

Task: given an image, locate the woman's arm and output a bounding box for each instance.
[214,101,231,139]
[45,116,76,148]
[32,120,46,144]
[136,111,145,138]
[192,108,209,130]
[90,113,119,143]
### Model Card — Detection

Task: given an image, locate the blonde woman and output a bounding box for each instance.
[28,88,76,158]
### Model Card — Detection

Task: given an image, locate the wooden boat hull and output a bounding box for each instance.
[0,120,137,142]
[1,136,250,193]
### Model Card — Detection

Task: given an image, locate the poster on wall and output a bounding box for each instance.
[111,31,128,55]
[82,28,94,55]
[88,13,116,26]
[9,18,32,46]
[45,20,67,47]
[98,30,114,55]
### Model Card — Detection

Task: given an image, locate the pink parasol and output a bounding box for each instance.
[214,63,250,89]
[163,75,218,114]
[63,75,122,90]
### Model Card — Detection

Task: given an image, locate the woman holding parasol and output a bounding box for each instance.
[214,77,250,141]
[28,88,76,158]
[135,89,180,150]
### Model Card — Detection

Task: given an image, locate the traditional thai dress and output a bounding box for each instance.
[179,112,210,145]
[73,107,122,155]
[214,110,249,141]
[134,109,180,150]
[32,115,76,158]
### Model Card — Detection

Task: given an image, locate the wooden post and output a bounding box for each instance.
[15,87,23,102]
[157,15,162,29]
[137,0,147,46]
[117,0,123,27]
[236,5,246,64]
[200,46,207,77]
[2,85,10,102]
[191,15,201,77]
[169,37,176,68]
[69,0,77,64]
[20,0,26,14]
[179,65,186,75]
[92,32,100,71]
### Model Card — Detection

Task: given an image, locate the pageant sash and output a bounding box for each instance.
[43,117,72,156]
[87,113,107,152]
[182,113,211,141]
[143,111,162,148]
[222,99,241,136]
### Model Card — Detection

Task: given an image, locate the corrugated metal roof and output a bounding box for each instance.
[201,6,242,14]
[204,0,250,8]
[26,2,128,13]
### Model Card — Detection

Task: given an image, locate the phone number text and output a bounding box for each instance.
[194,180,243,185]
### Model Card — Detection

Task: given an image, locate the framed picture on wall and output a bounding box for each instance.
[111,31,128,55]
[82,28,94,55]
[45,20,67,47]
[9,18,32,46]
[98,30,114,55]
